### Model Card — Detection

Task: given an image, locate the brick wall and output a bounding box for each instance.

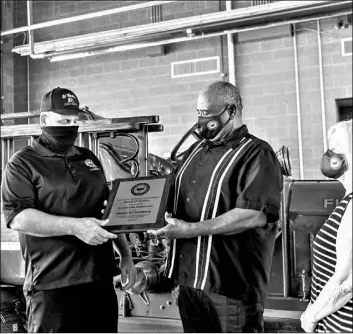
[7,1,353,179]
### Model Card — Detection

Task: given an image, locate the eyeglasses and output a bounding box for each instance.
[197,105,230,117]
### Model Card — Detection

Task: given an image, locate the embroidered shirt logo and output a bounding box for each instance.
[85,159,99,171]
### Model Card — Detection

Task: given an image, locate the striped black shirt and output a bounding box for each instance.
[311,192,353,333]
[165,125,282,301]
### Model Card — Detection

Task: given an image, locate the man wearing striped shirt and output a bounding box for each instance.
[301,120,352,333]
[149,81,282,333]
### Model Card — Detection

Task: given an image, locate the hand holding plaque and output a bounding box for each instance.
[102,175,173,233]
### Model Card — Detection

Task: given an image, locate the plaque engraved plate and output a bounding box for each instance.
[102,175,173,233]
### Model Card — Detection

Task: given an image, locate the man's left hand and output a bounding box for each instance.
[119,256,137,291]
[300,307,317,333]
[148,212,190,240]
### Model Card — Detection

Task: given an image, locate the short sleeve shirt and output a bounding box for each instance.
[1,139,116,291]
[165,125,283,302]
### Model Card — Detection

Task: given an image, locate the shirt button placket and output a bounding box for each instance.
[65,158,76,180]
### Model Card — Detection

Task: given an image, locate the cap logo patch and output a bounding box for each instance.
[85,159,99,171]
[63,95,78,108]
[62,93,76,99]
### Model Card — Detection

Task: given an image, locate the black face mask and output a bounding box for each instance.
[320,149,348,179]
[39,126,79,154]
[197,107,231,140]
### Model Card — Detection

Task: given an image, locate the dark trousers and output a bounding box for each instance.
[177,285,264,333]
[24,281,118,333]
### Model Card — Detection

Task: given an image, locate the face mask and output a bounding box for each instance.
[320,149,348,179]
[40,126,79,154]
[197,107,231,140]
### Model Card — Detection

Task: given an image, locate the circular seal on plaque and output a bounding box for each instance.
[131,183,150,196]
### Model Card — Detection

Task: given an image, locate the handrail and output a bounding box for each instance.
[0,116,160,139]
[0,115,163,178]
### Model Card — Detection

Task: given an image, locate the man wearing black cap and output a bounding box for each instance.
[1,87,137,333]
[149,81,283,333]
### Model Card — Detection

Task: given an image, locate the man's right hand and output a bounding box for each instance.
[73,218,117,246]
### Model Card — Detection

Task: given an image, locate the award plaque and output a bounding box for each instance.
[102,175,173,233]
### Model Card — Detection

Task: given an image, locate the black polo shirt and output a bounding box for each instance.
[1,139,117,292]
[165,125,282,303]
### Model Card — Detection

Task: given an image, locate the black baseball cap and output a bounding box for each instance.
[40,87,80,115]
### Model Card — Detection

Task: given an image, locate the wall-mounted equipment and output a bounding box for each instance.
[335,14,352,29]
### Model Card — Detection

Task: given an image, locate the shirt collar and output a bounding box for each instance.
[32,137,80,157]
[202,125,249,149]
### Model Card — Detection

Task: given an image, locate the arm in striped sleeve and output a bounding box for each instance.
[301,201,352,327]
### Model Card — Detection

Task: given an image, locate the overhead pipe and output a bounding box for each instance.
[46,10,352,62]
[27,56,31,148]
[1,1,177,37]
[25,0,45,59]
[27,1,32,119]
[226,1,236,86]
[15,2,349,56]
[27,57,30,114]
[26,1,33,55]
[15,11,352,58]
[280,180,290,298]
[12,1,351,57]
[317,19,328,153]
[293,23,305,180]
[27,1,32,142]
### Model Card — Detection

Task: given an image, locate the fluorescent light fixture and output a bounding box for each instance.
[49,32,226,62]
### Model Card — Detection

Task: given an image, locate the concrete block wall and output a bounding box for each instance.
[13,1,224,158]
[1,0,17,243]
[1,0,14,118]
[235,19,352,179]
[6,1,353,180]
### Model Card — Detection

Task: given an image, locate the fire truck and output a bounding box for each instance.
[0,110,345,333]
